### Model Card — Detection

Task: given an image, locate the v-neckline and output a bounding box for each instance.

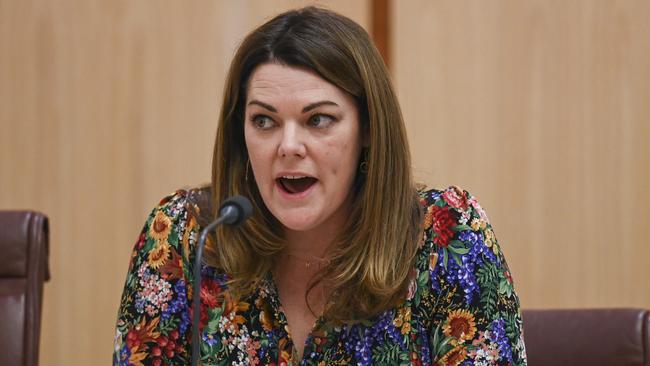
[263,272,327,365]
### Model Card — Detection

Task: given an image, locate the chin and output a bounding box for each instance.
[279,219,318,232]
[275,212,320,232]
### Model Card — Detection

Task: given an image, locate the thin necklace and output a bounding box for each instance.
[282,252,331,269]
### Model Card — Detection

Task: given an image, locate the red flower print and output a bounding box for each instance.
[189,304,209,331]
[200,278,222,308]
[504,270,513,284]
[169,329,179,340]
[151,346,162,357]
[442,186,469,210]
[431,206,455,247]
[155,336,176,358]
[126,329,141,350]
[411,351,423,366]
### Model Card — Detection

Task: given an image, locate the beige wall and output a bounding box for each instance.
[0,1,369,365]
[0,1,648,365]
[394,0,650,309]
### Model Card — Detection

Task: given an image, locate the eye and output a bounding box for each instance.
[307,114,336,128]
[250,114,275,129]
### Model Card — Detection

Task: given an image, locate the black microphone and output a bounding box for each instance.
[192,195,253,366]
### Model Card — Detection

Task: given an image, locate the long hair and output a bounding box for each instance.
[207,6,422,322]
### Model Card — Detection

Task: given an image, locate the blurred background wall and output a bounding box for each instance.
[0,1,648,364]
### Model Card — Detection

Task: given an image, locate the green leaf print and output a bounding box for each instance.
[477,262,499,317]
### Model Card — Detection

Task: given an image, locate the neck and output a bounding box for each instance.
[282,195,353,260]
[283,229,335,259]
[278,198,353,279]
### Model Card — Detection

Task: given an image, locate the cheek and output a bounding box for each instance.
[245,136,270,182]
[249,150,271,180]
[245,128,265,159]
[326,141,357,176]
[324,142,341,173]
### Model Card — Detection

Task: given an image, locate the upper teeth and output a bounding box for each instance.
[282,175,306,179]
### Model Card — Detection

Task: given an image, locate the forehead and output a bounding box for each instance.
[246,63,346,102]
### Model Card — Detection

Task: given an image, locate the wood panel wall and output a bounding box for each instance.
[393,1,650,309]
[0,1,648,365]
[0,1,368,365]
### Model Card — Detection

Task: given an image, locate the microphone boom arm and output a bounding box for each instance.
[192,217,226,366]
[191,195,253,366]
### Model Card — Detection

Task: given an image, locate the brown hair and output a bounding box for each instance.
[206,6,422,322]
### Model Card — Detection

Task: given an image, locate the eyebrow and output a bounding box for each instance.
[247,100,339,113]
[302,100,339,113]
[247,100,277,112]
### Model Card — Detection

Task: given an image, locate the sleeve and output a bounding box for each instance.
[113,191,199,366]
[420,187,527,366]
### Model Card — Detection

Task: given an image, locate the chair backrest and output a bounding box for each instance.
[0,211,50,366]
[523,308,650,366]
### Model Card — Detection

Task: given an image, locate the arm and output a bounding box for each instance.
[113,192,198,366]
[422,187,527,366]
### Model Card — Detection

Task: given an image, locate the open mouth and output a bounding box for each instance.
[276,176,318,194]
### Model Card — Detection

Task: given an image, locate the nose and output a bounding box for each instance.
[277,122,306,158]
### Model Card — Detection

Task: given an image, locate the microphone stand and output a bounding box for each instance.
[191,217,225,366]
[191,200,251,366]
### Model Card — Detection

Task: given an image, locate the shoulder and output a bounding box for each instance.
[418,185,491,239]
[131,188,207,271]
[150,186,210,221]
[418,185,487,219]
[114,189,203,364]
[146,189,195,241]
[146,186,212,236]
[409,186,499,303]
[413,187,527,365]
[416,185,500,268]
[151,189,192,220]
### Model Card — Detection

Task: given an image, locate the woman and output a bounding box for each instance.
[114,7,527,366]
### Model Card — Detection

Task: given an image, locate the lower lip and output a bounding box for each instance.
[275,180,317,200]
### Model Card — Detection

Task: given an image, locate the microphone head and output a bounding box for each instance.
[218,195,253,226]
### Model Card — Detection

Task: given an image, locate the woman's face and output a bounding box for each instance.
[244,62,363,234]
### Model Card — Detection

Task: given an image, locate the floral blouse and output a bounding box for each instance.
[113,186,527,366]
